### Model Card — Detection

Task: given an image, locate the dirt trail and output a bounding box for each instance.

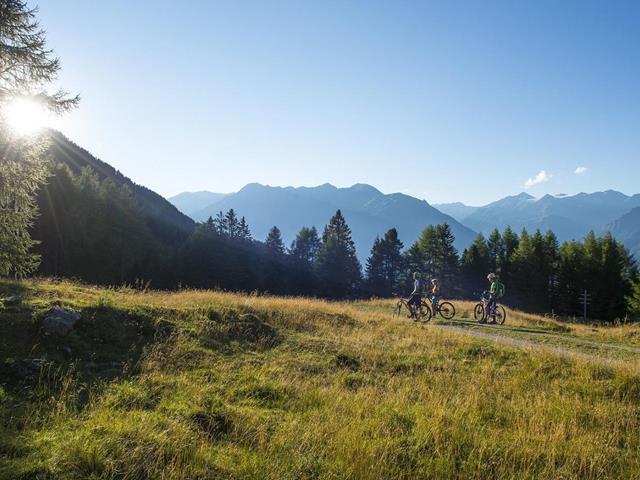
[431,319,640,367]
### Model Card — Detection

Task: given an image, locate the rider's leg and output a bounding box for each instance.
[487,297,497,322]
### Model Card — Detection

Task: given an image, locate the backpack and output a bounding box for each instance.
[496,282,505,299]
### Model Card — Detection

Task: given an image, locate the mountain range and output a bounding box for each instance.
[435,191,640,247]
[171,183,477,261]
[173,187,640,259]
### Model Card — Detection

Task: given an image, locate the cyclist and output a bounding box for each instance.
[407,272,423,318]
[430,278,441,314]
[486,273,505,323]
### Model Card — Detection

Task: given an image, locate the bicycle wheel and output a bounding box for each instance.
[393,300,403,318]
[438,301,455,320]
[473,303,485,321]
[495,305,507,325]
[417,303,432,323]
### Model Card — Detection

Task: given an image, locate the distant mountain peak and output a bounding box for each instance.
[349,183,382,195]
[515,192,535,200]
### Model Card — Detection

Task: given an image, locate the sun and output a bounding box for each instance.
[3,97,50,136]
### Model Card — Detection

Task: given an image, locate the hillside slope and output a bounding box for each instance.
[188,183,476,258]
[1,279,640,479]
[46,130,195,240]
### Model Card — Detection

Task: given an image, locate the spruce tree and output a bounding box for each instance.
[461,233,490,297]
[290,226,321,268]
[265,226,285,256]
[225,209,239,239]
[238,216,252,242]
[627,280,640,321]
[315,210,361,297]
[365,228,404,297]
[415,223,459,293]
[400,243,425,292]
[487,228,504,272]
[0,0,78,277]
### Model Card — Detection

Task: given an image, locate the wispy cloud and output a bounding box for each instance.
[574,166,589,175]
[524,170,552,189]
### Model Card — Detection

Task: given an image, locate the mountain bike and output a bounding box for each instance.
[423,298,456,319]
[473,291,506,325]
[393,296,432,323]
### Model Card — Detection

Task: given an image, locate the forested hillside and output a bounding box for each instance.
[45,131,194,243]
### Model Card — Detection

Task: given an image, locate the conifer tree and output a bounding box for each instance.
[238,216,252,242]
[487,228,504,272]
[290,226,321,268]
[0,0,78,277]
[415,223,459,292]
[225,209,239,239]
[365,228,403,297]
[265,226,285,256]
[461,233,490,296]
[315,210,361,297]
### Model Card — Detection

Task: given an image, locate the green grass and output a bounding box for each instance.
[1,279,640,479]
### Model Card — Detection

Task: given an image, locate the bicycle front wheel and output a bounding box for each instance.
[438,301,456,320]
[473,303,485,321]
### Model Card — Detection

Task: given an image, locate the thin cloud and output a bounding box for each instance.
[524,170,552,189]
[574,166,589,175]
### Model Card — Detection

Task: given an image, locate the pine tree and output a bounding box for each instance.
[400,243,425,292]
[315,210,361,297]
[461,233,490,297]
[238,216,252,242]
[225,209,239,239]
[365,228,404,297]
[265,226,285,257]
[0,0,78,277]
[487,228,504,272]
[627,280,640,321]
[213,211,226,235]
[500,226,519,285]
[510,229,536,308]
[415,223,459,294]
[290,226,321,268]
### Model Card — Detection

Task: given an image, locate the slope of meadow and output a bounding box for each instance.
[1,279,640,479]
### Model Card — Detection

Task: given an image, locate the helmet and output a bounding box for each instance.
[431,278,439,284]
[413,271,422,279]
[487,273,496,281]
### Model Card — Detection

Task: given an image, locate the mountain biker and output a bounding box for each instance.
[407,272,423,317]
[430,278,441,313]
[486,273,505,323]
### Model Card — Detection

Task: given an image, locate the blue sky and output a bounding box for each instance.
[39,0,640,205]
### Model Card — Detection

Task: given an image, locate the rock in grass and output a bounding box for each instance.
[2,295,22,307]
[42,307,81,336]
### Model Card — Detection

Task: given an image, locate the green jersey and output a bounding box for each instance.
[490,281,505,298]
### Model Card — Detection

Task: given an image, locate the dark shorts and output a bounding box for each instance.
[408,294,422,307]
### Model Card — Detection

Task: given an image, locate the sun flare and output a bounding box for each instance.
[3,97,50,136]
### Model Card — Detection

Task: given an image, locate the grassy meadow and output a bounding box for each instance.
[2,279,640,479]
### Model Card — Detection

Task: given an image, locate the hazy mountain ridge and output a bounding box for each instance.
[608,207,640,257]
[432,202,480,222]
[174,183,477,260]
[173,186,640,257]
[460,190,640,243]
[169,191,227,217]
